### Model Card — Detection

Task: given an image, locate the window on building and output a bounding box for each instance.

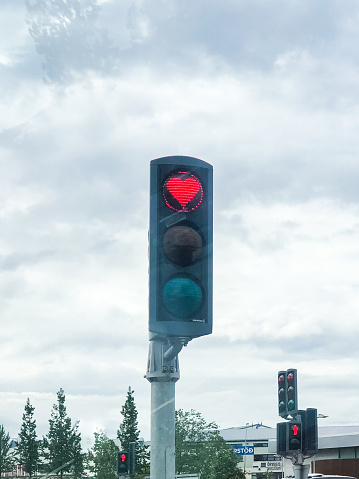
[339,447,356,459]
[254,455,267,462]
[254,454,282,462]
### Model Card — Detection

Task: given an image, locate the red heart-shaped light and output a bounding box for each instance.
[167,177,200,208]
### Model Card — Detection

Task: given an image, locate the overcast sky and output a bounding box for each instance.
[2,0,359,447]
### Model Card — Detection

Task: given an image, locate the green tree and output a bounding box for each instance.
[201,434,245,479]
[18,398,39,477]
[117,387,150,477]
[0,424,15,476]
[71,420,84,479]
[44,388,84,478]
[175,409,242,479]
[87,430,119,479]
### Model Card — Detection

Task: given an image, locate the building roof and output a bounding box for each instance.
[220,425,276,442]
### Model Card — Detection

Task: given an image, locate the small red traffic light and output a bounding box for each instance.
[118,451,129,475]
[288,422,302,451]
[163,171,204,212]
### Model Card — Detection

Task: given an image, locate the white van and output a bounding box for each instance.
[307,474,357,479]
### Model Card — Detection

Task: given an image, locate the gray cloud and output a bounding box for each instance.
[0,250,55,271]
[1,0,359,443]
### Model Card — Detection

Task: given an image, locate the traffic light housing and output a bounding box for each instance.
[302,408,318,455]
[149,156,213,339]
[287,369,298,414]
[278,369,298,417]
[278,371,286,416]
[277,422,287,456]
[129,442,136,476]
[117,451,129,476]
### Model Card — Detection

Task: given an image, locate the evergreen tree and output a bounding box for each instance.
[44,388,84,478]
[117,387,149,476]
[87,430,119,479]
[0,424,15,476]
[117,387,140,449]
[18,398,39,477]
[71,420,84,479]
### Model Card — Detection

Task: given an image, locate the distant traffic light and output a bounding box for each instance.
[129,442,136,476]
[286,369,298,414]
[276,422,287,456]
[278,369,298,417]
[288,422,302,451]
[302,408,318,455]
[278,371,286,417]
[117,451,129,476]
[149,156,213,339]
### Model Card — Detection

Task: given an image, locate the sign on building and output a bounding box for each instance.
[232,445,255,455]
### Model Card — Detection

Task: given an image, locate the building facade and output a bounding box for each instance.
[220,424,359,479]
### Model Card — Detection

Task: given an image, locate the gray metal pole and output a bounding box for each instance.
[146,337,186,479]
[150,380,176,478]
[293,464,310,479]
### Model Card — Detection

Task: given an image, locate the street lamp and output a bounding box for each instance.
[312,413,328,473]
[244,423,250,476]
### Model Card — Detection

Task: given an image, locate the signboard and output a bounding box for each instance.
[267,462,282,470]
[232,445,254,455]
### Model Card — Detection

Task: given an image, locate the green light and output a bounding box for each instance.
[288,399,295,411]
[163,277,203,319]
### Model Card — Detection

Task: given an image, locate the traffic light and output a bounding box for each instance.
[288,422,302,451]
[117,451,129,476]
[278,369,298,417]
[286,369,298,414]
[277,422,287,456]
[278,371,286,417]
[149,156,213,339]
[129,442,136,476]
[302,408,318,456]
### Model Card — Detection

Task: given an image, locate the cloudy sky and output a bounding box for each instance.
[2,0,359,447]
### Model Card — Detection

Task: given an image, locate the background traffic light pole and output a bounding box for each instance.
[145,156,213,479]
[277,369,318,479]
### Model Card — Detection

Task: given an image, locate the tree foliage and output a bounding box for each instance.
[0,424,15,476]
[117,387,140,449]
[87,430,119,479]
[175,409,243,479]
[18,398,39,477]
[117,387,150,477]
[44,388,83,478]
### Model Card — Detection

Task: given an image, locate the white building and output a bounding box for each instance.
[220,424,359,479]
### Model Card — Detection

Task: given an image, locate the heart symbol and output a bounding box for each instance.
[167,176,200,208]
